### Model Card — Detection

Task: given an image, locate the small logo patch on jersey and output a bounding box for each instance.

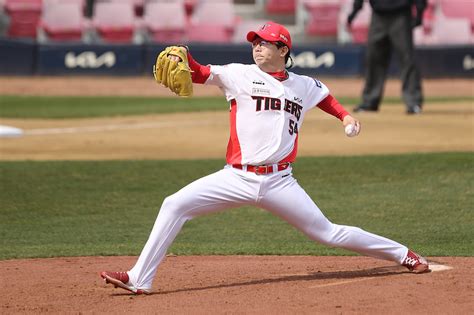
[293,96,303,104]
[313,79,322,88]
[252,80,265,85]
[252,87,270,95]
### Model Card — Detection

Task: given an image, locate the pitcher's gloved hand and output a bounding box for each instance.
[153,46,193,97]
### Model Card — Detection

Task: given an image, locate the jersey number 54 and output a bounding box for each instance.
[289,119,299,135]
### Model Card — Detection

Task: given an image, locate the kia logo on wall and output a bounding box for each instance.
[291,51,335,68]
[463,55,473,70]
[65,52,116,69]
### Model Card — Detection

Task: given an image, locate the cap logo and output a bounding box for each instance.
[279,34,288,42]
[260,23,271,31]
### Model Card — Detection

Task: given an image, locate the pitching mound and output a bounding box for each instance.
[1,256,472,313]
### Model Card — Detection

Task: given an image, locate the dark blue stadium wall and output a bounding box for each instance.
[0,39,37,75]
[0,39,472,77]
[144,44,364,76]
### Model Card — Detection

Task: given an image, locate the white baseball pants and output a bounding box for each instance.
[128,165,408,290]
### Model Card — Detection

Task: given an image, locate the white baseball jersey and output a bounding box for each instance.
[206,64,329,165]
[126,63,409,292]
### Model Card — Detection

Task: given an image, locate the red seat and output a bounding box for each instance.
[304,0,341,37]
[432,14,472,45]
[232,19,267,43]
[95,0,144,16]
[440,0,474,31]
[39,2,85,41]
[266,0,296,14]
[187,1,237,43]
[187,23,231,43]
[143,1,186,43]
[5,0,42,38]
[42,0,86,8]
[92,2,135,43]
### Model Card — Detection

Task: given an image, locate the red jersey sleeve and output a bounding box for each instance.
[317,94,350,121]
[187,51,211,84]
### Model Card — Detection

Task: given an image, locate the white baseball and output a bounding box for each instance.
[345,124,357,137]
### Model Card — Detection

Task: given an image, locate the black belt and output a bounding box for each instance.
[231,162,290,175]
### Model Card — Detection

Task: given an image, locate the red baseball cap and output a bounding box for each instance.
[246,21,292,49]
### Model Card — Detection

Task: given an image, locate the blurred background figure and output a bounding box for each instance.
[86,0,94,18]
[0,3,10,37]
[347,0,427,115]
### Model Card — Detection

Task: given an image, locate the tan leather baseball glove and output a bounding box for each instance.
[153,46,193,97]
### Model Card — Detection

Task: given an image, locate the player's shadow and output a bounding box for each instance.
[142,264,410,296]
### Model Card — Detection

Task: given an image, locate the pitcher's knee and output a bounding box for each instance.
[305,222,348,246]
[160,194,192,219]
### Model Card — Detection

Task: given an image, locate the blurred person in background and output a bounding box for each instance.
[86,0,95,17]
[0,5,10,37]
[347,0,427,114]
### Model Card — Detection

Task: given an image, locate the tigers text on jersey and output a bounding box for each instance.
[205,64,329,165]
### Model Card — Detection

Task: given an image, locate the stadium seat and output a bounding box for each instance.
[39,2,85,41]
[439,0,474,31]
[431,14,472,45]
[232,19,267,43]
[187,0,237,43]
[42,0,86,8]
[4,0,42,38]
[92,2,136,43]
[143,1,186,43]
[95,0,144,16]
[415,2,473,46]
[266,0,296,14]
[304,0,341,37]
[187,23,231,43]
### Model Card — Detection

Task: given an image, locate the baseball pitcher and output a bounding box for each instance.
[101,21,429,295]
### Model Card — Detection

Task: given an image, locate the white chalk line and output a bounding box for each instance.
[22,120,215,136]
[306,263,452,289]
[429,263,453,272]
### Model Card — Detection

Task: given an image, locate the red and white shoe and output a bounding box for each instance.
[100,271,150,295]
[402,250,430,273]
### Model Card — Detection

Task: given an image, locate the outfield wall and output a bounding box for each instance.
[0,39,472,77]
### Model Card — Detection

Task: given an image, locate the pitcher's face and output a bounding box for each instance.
[251,39,287,70]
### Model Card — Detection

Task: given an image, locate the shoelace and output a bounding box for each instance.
[404,256,419,267]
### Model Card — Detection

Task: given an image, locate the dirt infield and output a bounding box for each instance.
[0,77,473,314]
[1,256,472,314]
[0,77,472,160]
[0,76,472,98]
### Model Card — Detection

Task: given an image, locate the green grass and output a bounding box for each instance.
[0,95,472,119]
[1,153,472,260]
[0,96,227,119]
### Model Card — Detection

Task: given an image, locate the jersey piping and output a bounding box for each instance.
[226,99,242,164]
